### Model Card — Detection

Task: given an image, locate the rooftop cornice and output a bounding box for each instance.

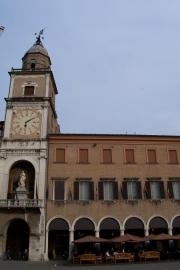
[48,133,180,143]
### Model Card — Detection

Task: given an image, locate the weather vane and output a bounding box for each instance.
[0,25,5,37]
[35,28,46,43]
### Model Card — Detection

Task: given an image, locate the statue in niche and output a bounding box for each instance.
[16,170,28,199]
[16,170,26,191]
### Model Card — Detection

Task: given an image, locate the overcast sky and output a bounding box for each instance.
[1,0,180,135]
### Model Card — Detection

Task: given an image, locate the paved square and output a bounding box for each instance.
[1,261,180,270]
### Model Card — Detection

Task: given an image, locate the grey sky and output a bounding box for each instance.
[1,0,180,135]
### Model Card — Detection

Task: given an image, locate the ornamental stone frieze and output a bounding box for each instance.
[2,140,42,149]
[2,149,40,156]
[0,151,7,159]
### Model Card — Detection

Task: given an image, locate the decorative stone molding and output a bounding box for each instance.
[6,104,13,109]
[0,152,7,159]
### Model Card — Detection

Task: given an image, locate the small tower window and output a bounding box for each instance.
[31,63,36,70]
[24,86,35,96]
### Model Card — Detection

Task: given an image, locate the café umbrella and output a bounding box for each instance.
[73,235,109,244]
[111,234,144,243]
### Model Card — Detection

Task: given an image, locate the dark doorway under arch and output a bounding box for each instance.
[125,217,145,236]
[74,218,95,255]
[6,219,29,260]
[172,216,180,235]
[99,218,120,255]
[74,218,95,240]
[48,218,69,260]
[148,217,168,256]
[99,218,120,239]
[149,217,168,235]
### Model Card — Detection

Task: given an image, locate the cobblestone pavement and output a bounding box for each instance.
[1,260,180,270]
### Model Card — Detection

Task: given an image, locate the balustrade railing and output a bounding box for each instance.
[0,199,43,208]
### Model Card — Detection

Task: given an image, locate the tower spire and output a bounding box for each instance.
[22,28,51,70]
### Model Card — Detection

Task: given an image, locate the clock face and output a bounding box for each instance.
[11,109,40,137]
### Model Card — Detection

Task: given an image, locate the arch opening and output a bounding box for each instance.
[148,217,168,256]
[73,218,95,255]
[172,216,180,235]
[99,218,120,239]
[125,217,145,236]
[48,218,69,260]
[74,218,95,240]
[149,217,168,235]
[6,219,29,260]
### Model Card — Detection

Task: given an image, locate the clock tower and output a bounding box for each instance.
[0,32,59,260]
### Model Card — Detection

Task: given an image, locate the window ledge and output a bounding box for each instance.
[102,200,115,204]
[126,199,138,205]
[100,162,114,164]
[146,162,158,165]
[150,199,162,204]
[77,162,90,164]
[124,163,136,165]
[168,163,178,165]
[75,200,90,205]
[53,162,67,164]
[52,200,65,205]
[172,199,180,203]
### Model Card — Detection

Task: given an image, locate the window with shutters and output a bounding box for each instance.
[168,178,180,200]
[147,149,157,164]
[24,86,35,96]
[103,149,112,163]
[55,148,65,163]
[122,179,141,200]
[53,181,65,201]
[74,180,94,201]
[145,179,165,200]
[98,180,118,201]
[168,150,178,164]
[79,149,88,163]
[125,149,135,164]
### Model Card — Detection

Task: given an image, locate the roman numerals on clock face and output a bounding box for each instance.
[11,109,40,137]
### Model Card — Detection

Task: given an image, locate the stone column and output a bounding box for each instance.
[0,162,8,199]
[168,227,173,251]
[145,228,149,236]
[0,234,4,259]
[68,230,74,260]
[3,107,13,139]
[44,228,49,261]
[120,229,125,236]
[38,150,47,200]
[95,230,100,255]
[45,74,50,97]
[29,235,41,261]
[168,227,173,236]
[9,75,15,97]
[95,230,99,237]
[41,104,48,139]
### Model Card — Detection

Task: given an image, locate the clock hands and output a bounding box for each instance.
[24,117,36,127]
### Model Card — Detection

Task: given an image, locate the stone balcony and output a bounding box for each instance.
[0,199,43,209]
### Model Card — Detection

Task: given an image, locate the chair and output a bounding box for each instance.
[96,255,102,264]
[73,255,80,264]
[105,255,114,263]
